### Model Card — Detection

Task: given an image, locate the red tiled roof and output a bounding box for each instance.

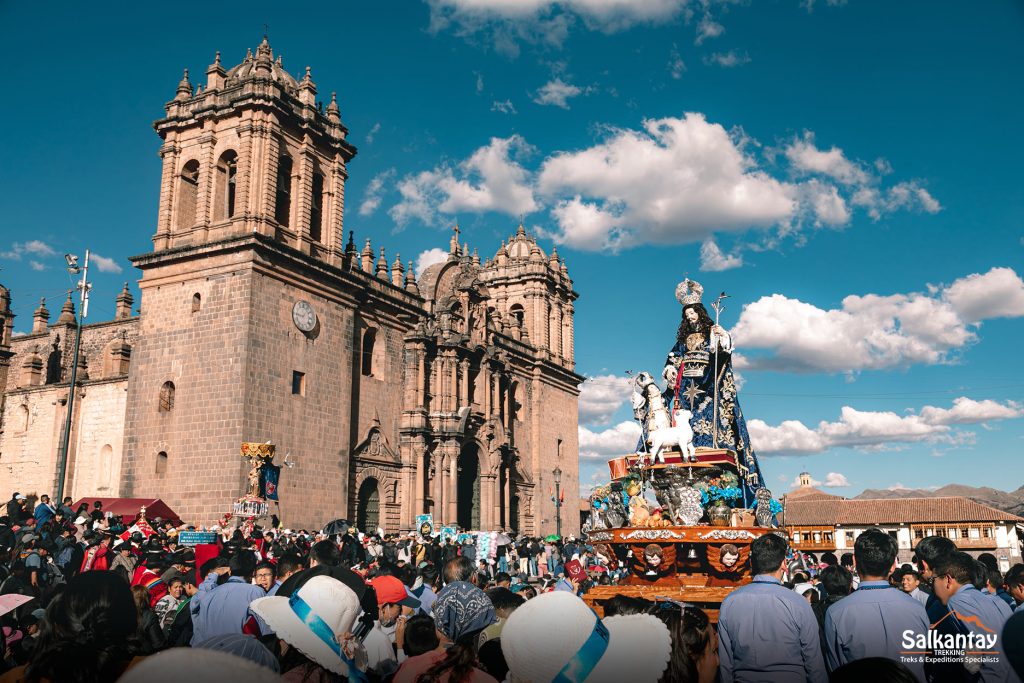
[783,496,1023,526]
[782,486,844,502]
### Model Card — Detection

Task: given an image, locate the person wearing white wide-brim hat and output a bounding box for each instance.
[501,591,671,683]
[250,575,369,681]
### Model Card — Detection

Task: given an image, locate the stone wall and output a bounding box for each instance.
[121,251,252,524]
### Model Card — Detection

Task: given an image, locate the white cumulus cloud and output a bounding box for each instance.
[748,396,1023,456]
[941,266,1024,321]
[428,0,689,51]
[578,421,641,460]
[91,254,122,273]
[699,239,743,271]
[366,122,381,145]
[790,471,850,488]
[785,133,870,186]
[537,113,798,250]
[851,181,941,220]
[704,51,750,68]
[824,471,850,487]
[533,78,586,108]
[360,169,396,217]
[668,44,686,79]
[578,374,632,425]
[389,135,538,226]
[491,99,517,114]
[389,114,941,255]
[732,267,1024,374]
[414,248,450,278]
[0,240,57,261]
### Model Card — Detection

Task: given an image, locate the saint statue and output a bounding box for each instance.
[663,278,764,500]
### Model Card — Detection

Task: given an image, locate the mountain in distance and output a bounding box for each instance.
[853,484,1024,517]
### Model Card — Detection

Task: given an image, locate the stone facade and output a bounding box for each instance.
[0,38,583,535]
[0,289,138,502]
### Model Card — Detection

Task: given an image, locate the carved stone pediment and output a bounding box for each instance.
[353,427,398,463]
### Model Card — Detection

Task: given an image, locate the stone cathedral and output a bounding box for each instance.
[0,38,582,534]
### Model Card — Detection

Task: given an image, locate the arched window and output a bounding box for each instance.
[213,150,238,220]
[275,154,293,226]
[176,160,200,230]
[361,328,376,377]
[191,293,201,313]
[17,405,29,432]
[156,451,168,475]
[509,304,525,328]
[309,165,324,242]
[159,381,175,412]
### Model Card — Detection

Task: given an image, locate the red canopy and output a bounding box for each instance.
[71,498,181,526]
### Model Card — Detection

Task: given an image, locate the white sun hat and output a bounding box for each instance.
[250,575,363,677]
[116,647,284,683]
[501,591,671,683]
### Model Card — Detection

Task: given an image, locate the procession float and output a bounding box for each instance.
[582,278,781,620]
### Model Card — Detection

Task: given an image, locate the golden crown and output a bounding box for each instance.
[675,278,704,306]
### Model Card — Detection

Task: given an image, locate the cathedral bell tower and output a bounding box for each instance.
[151,37,356,262]
[122,38,376,527]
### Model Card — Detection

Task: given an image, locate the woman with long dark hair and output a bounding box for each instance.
[1,572,141,683]
[651,601,718,683]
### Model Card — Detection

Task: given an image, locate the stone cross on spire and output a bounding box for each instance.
[449,221,461,255]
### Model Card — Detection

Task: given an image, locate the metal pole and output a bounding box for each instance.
[54,250,90,503]
[710,293,727,449]
[555,480,562,538]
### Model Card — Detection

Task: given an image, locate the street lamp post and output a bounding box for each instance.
[54,250,91,503]
[553,466,562,538]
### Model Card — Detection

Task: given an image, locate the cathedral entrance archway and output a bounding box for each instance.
[457,445,481,530]
[357,477,380,532]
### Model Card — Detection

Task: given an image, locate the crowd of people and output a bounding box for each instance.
[0,491,1021,682]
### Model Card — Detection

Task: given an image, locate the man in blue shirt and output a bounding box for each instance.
[718,532,828,683]
[33,495,55,526]
[1004,565,1024,611]
[824,528,929,681]
[190,552,265,645]
[916,535,966,683]
[933,551,1019,683]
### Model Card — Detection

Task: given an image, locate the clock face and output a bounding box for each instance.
[292,300,317,332]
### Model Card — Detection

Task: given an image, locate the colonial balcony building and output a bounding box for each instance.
[781,473,1023,571]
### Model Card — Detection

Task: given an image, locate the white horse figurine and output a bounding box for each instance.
[648,407,697,465]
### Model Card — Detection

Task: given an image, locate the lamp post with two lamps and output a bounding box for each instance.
[54,251,91,503]
[553,465,562,538]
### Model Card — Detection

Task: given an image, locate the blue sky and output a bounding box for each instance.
[1,1,1022,498]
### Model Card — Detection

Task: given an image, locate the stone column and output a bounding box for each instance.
[414,445,425,518]
[459,358,470,409]
[503,467,511,530]
[435,453,444,525]
[448,451,458,525]
[196,129,216,233]
[295,138,315,253]
[155,140,179,248]
[479,474,493,530]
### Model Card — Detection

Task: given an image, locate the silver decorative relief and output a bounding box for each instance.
[697,529,759,541]
[622,529,686,541]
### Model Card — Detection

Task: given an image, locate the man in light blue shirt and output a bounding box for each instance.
[934,551,1019,683]
[718,532,828,683]
[824,528,929,682]
[190,553,265,645]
